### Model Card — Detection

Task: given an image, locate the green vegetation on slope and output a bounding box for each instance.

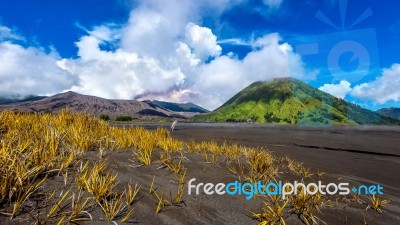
[192,78,399,125]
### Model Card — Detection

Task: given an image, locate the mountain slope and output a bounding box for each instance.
[145,100,209,113]
[0,95,46,104]
[192,78,399,125]
[377,108,400,120]
[0,91,185,119]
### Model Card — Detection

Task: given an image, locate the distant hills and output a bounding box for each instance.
[377,108,400,120]
[192,78,400,125]
[1,79,399,125]
[0,95,46,104]
[0,92,203,119]
[144,100,209,113]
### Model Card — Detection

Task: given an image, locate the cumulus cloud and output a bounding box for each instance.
[185,23,221,61]
[0,27,74,98]
[120,0,204,59]
[245,33,313,80]
[194,55,246,108]
[0,24,76,99]
[318,80,352,99]
[56,1,313,110]
[63,31,185,99]
[0,0,313,110]
[175,42,200,67]
[351,64,400,103]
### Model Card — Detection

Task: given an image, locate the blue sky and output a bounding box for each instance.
[0,0,399,110]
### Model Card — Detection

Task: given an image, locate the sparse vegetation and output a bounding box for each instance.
[0,110,392,224]
[99,114,110,121]
[115,116,134,121]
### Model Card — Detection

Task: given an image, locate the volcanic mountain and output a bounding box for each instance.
[192,78,400,125]
[0,91,193,119]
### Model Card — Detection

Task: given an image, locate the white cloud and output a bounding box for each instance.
[0,0,313,110]
[120,0,195,58]
[245,33,313,80]
[185,23,222,61]
[319,80,352,99]
[262,0,284,8]
[175,42,200,66]
[0,41,75,98]
[63,32,185,99]
[58,2,313,110]
[0,24,74,99]
[64,26,312,110]
[351,64,400,103]
[194,55,246,108]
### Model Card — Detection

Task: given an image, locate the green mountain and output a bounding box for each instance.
[377,108,400,120]
[192,78,399,125]
[144,100,209,113]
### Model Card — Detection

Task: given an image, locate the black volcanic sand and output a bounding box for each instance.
[110,123,400,224]
[2,123,400,225]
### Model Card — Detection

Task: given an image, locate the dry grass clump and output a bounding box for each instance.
[125,183,140,206]
[0,110,392,224]
[366,194,391,213]
[0,110,159,221]
[50,190,93,224]
[288,189,332,224]
[197,141,222,164]
[251,196,289,225]
[97,192,134,222]
[149,171,187,214]
[76,161,117,202]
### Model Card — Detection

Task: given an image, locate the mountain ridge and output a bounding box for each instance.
[192,78,399,125]
[377,107,400,120]
[145,100,209,113]
[0,91,191,119]
[1,81,399,125]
